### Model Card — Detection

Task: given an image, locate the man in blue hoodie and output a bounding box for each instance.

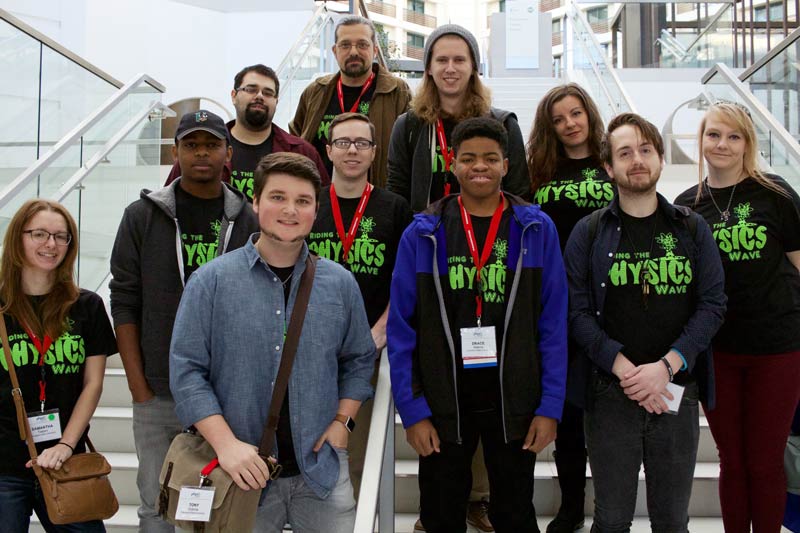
[388,117,568,533]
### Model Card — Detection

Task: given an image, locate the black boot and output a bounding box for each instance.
[546,448,587,532]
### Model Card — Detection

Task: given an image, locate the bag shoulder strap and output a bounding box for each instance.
[0,313,41,466]
[258,254,318,457]
[587,206,606,243]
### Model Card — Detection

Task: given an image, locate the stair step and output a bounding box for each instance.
[90,407,135,453]
[394,459,721,516]
[394,514,732,532]
[393,414,719,463]
[100,368,132,407]
[30,504,139,532]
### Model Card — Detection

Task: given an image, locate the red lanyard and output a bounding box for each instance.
[23,325,53,412]
[458,193,505,326]
[435,119,455,196]
[337,72,375,114]
[330,182,373,264]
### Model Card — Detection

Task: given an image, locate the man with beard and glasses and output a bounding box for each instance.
[290,16,411,188]
[564,113,726,532]
[166,65,328,200]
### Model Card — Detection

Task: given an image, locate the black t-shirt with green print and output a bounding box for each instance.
[308,186,412,326]
[602,209,695,383]
[312,81,377,178]
[228,132,273,201]
[675,175,800,354]
[0,290,117,476]
[533,156,614,252]
[175,184,225,282]
[443,199,512,412]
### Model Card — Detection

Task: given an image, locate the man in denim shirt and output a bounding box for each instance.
[564,114,726,532]
[169,152,376,532]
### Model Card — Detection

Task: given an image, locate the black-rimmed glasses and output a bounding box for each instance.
[330,138,375,151]
[235,85,277,98]
[23,229,72,246]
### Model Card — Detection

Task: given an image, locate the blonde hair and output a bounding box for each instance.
[0,199,80,338]
[695,102,789,203]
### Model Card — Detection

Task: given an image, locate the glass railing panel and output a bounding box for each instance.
[656,3,735,68]
[744,37,800,143]
[59,114,164,290]
[566,4,634,122]
[0,18,119,195]
[38,44,117,157]
[0,18,44,188]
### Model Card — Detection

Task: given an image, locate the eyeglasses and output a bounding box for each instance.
[331,138,375,150]
[235,85,277,98]
[336,41,373,52]
[23,229,72,246]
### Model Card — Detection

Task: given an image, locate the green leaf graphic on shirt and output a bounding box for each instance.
[358,101,370,115]
[582,168,599,181]
[656,232,678,259]
[711,201,767,261]
[211,220,221,239]
[359,216,376,237]
[493,239,508,264]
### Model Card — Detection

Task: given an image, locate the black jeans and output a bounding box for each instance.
[418,408,539,533]
[585,373,699,533]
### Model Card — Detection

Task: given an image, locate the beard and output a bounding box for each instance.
[243,105,271,130]
[342,56,371,78]
[262,229,308,244]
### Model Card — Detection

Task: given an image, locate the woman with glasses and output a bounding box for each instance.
[0,199,117,532]
[675,102,800,533]
[526,83,613,533]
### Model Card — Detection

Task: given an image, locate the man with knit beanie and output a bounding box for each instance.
[386,24,530,214]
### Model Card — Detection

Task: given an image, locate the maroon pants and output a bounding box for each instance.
[704,350,800,533]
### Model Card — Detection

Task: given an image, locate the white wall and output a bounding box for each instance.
[4,0,316,117]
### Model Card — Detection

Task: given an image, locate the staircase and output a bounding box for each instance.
[485,77,562,137]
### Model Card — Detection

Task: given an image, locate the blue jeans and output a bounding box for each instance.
[585,372,699,533]
[253,447,355,532]
[132,395,183,533]
[0,474,105,533]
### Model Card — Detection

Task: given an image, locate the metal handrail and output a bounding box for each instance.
[54,101,175,202]
[701,62,800,164]
[0,8,165,92]
[353,349,395,533]
[682,3,733,55]
[738,25,800,81]
[565,0,638,114]
[275,2,330,78]
[0,73,168,210]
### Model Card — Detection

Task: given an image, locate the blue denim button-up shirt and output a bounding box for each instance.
[170,237,376,498]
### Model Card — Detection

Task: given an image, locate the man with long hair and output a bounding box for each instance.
[387,24,530,214]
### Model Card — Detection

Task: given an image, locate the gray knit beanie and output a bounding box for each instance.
[423,24,480,71]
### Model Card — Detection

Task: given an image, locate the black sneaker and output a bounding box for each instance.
[546,511,585,532]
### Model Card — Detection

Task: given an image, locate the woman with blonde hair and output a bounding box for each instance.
[0,199,117,532]
[675,101,800,533]
[527,82,613,533]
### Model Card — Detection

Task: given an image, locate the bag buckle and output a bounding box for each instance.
[263,456,282,480]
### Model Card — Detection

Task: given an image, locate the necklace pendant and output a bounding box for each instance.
[721,210,730,222]
[642,282,650,297]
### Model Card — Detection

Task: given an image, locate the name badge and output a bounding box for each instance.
[175,486,215,522]
[26,409,61,443]
[460,326,498,368]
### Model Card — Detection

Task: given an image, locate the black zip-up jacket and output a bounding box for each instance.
[388,194,568,444]
[109,180,258,396]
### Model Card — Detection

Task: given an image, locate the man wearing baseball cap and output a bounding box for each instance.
[110,109,258,531]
